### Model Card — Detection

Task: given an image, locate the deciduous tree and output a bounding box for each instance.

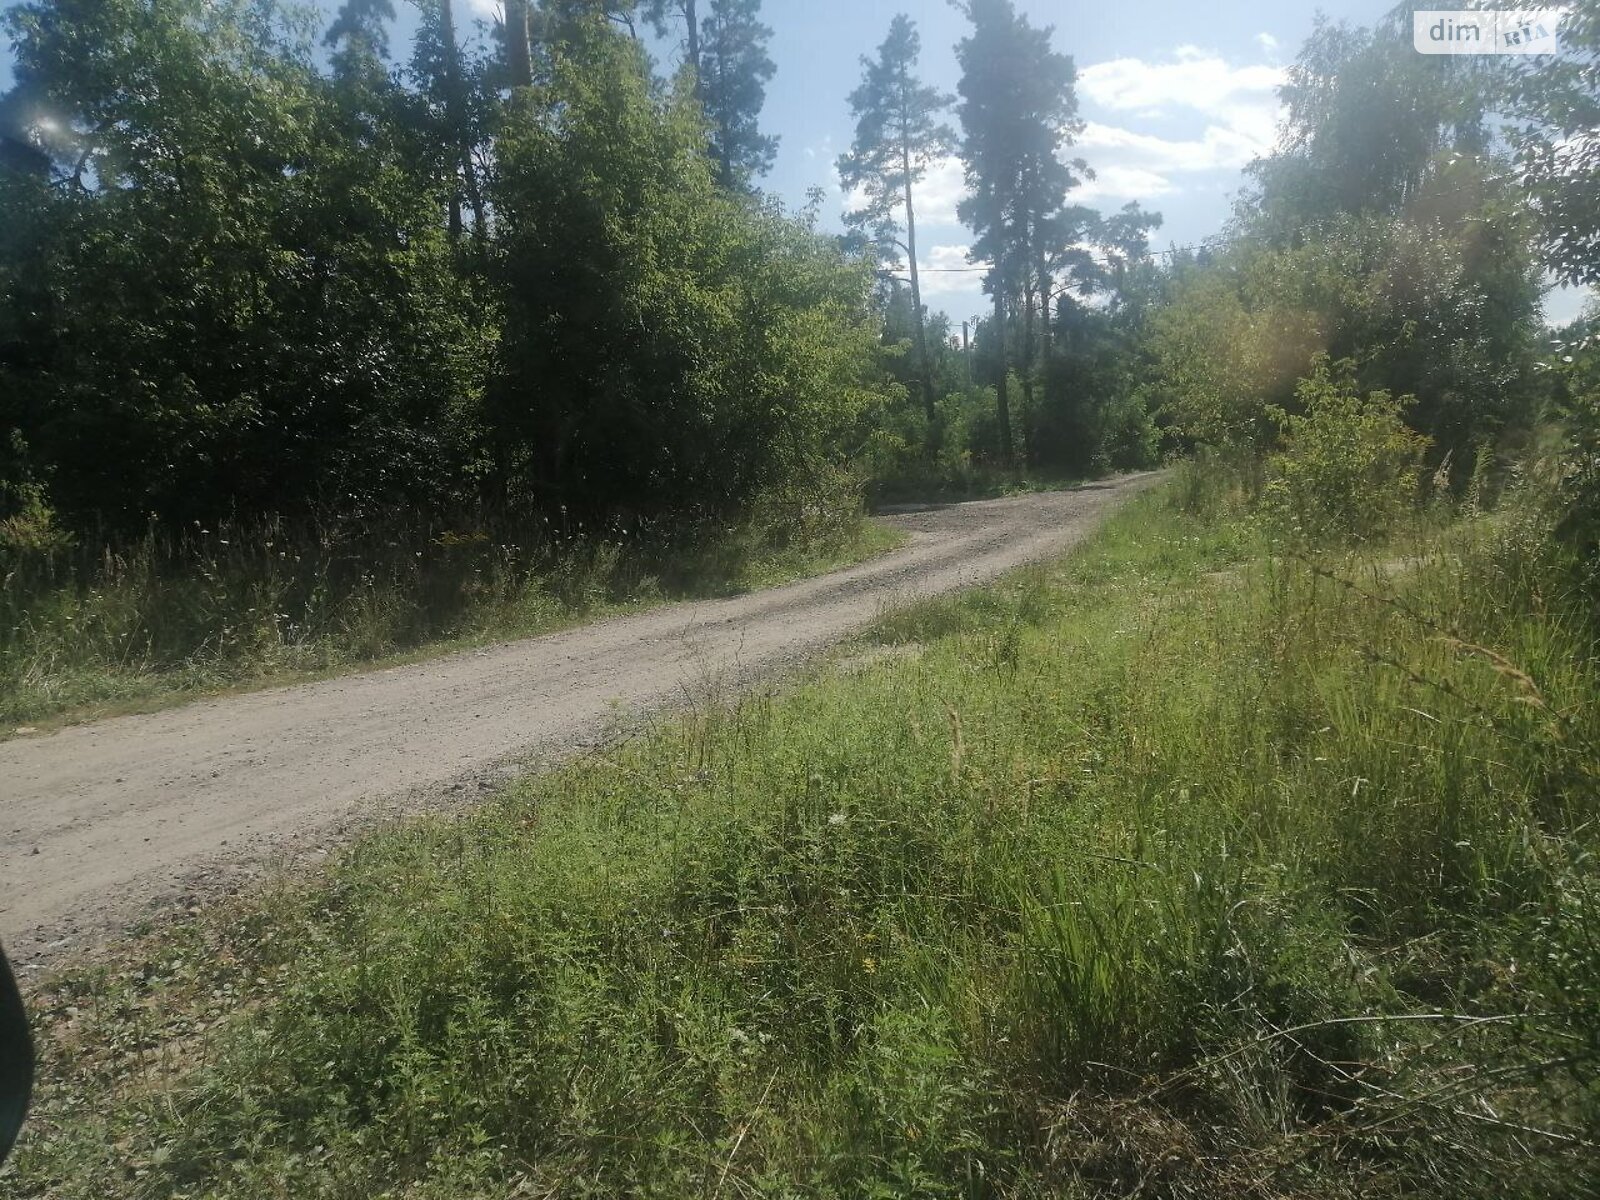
[1505,4,1600,286]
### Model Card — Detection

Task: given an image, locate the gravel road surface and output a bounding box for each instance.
[1,475,1158,968]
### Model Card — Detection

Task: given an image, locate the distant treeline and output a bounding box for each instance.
[0,0,1596,541]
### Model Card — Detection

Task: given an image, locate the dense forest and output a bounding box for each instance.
[0,0,1191,716]
[0,0,1151,544]
[0,0,1575,525]
[0,0,1594,537]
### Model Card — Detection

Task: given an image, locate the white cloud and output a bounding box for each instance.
[466,0,501,18]
[1078,48,1284,149]
[840,154,967,230]
[915,156,967,227]
[1256,32,1280,55]
[1077,120,1266,174]
[1079,48,1284,118]
[1070,48,1287,205]
[915,244,989,298]
[1072,164,1178,204]
[928,244,984,271]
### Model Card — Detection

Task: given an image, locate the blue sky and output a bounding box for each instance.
[2,0,1592,322]
[722,0,1588,325]
[752,0,1390,323]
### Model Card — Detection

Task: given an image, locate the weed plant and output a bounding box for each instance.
[0,489,896,727]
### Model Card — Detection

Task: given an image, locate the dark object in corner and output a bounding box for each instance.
[0,943,31,1166]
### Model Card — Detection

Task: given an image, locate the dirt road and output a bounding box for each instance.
[1,475,1157,968]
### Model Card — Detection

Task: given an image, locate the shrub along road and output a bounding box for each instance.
[1,475,1158,969]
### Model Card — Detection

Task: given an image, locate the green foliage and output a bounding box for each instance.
[0,0,491,531]
[838,16,955,263]
[1036,310,1161,473]
[1140,13,1542,464]
[955,0,1082,285]
[955,0,1084,464]
[1546,309,1600,604]
[859,383,1074,500]
[14,480,1600,1197]
[0,0,888,549]
[1259,359,1431,545]
[1038,380,1159,474]
[1252,184,1541,458]
[0,480,72,555]
[409,0,493,247]
[324,0,396,72]
[1150,168,1541,461]
[1252,13,1489,229]
[1027,204,1165,474]
[1147,260,1322,450]
[0,0,914,721]
[638,0,778,189]
[490,25,880,521]
[0,497,897,725]
[1504,4,1600,287]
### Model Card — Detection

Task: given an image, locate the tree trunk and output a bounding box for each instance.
[462,149,487,250]
[684,0,702,97]
[993,288,1013,466]
[1020,273,1036,460]
[900,87,936,430]
[441,0,486,248]
[1038,255,1056,461]
[1039,277,1053,362]
[506,0,533,88]
[713,38,733,185]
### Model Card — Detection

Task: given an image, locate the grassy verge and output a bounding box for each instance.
[7,469,1598,1198]
[0,510,904,731]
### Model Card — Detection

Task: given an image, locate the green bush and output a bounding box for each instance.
[1260,358,1431,545]
[489,28,884,524]
[1545,318,1600,608]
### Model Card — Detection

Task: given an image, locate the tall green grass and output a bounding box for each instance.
[9,468,1598,1198]
[0,495,898,727]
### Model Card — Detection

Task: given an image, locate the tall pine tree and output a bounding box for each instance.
[643,0,703,94]
[324,0,395,79]
[956,0,1082,463]
[700,0,777,188]
[838,14,954,426]
[411,0,489,246]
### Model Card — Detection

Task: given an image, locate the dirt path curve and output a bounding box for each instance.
[1,474,1159,969]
